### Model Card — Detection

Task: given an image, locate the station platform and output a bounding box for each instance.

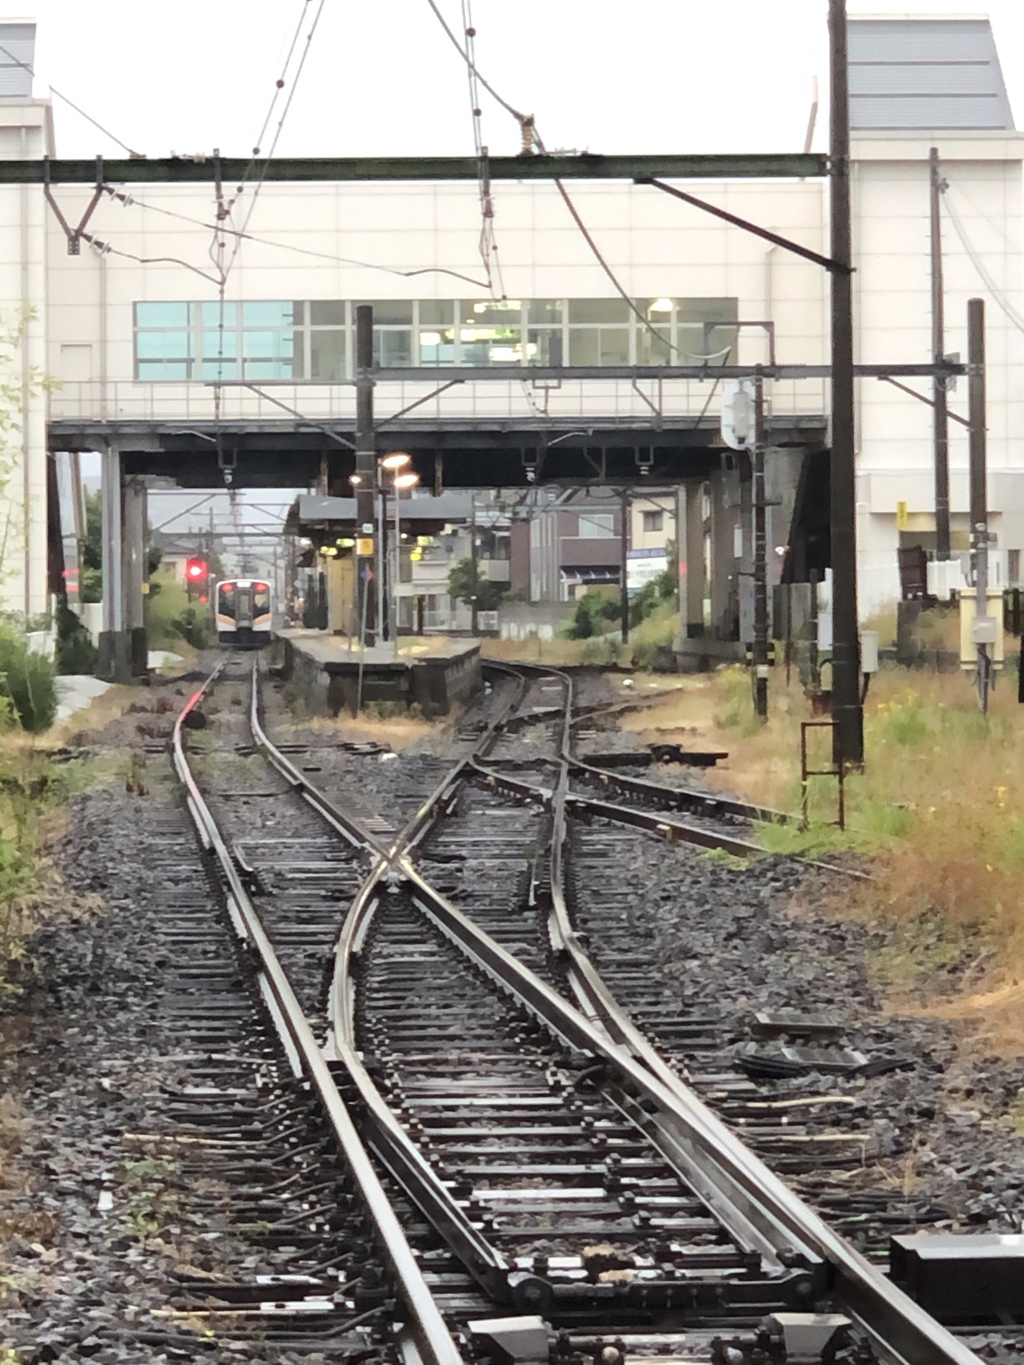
[278,630,482,718]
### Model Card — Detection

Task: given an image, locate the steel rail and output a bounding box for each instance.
[171,661,464,1365]
[249,657,534,1304]
[471,663,975,1364]
[245,656,978,1363]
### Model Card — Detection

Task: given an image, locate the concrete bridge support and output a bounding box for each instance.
[709,461,741,643]
[97,448,149,681]
[677,480,706,639]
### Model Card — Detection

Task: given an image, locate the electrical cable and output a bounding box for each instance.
[422,1,732,366]
[224,0,328,281]
[103,188,492,288]
[82,233,220,285]
[942,184,1024,335]
[0,40,141,156]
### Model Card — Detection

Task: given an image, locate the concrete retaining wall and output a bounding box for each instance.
[282,635,481,718]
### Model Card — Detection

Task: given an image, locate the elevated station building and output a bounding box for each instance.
[0,16,1020,669]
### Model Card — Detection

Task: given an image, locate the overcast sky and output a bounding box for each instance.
[20,1,1024,161]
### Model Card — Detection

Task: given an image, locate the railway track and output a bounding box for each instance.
[165,651,990,1365]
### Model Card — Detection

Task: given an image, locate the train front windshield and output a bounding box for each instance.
[217,580,271,643]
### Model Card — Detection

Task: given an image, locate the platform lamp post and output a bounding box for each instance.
[379,454,419,659]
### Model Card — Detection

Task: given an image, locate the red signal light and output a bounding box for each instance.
[198,593,208,605]
[186,558,208,582]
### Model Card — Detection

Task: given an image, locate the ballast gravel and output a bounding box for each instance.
[3,661,1024,1362]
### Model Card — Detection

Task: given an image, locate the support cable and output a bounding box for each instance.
[0,41,142,156]
[942,185,1024,336]
[422,1,727,366]
[102,188,492,286]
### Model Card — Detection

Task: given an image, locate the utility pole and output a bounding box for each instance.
[930,147,951,560]
[828,0,864,766]
[752,370,769,719]
[354,305,376,646]
[619,489,630,643]
[968,298,992,712]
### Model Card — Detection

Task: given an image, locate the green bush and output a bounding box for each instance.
[145,569,212,650]
[565,590,620,640]
[0,627,58,733]
[55,603,98,676]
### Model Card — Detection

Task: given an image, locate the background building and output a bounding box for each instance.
[0,16,1018,659]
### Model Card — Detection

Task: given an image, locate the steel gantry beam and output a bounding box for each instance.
[2,152,829,186]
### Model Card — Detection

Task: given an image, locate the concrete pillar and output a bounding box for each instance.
[97,444,130,681]
[122,478,148,676]
[678,481,706,638]
[709,464,739,641]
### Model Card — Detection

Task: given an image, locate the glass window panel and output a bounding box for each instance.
[309,300,346,325]
[527,329,563,366]
[356,300,412,325]
[201,359,240,380]
[527,299,563,324]
[201,329,239,360]
[568,330,599,366]
[201,301,238,327]
[636,327,672,365]
[569,328,629,365]
[460,323,523,365]
[599,328,630,364]
[568,298,630,324]
[310,330,347,380]
[243,360,292,379]
[678,323,736,363]
[242,330,293,360]
[135,301,191,328]
[578,513,615,538]
[635,297,674,323]
[242,300,298,327]
[419,301,454,326]
[418,328,456,365]
[137,359,192,380]
[642,510,664,532]
[136,331,193,360]
[462,299,522,326]
[375,330,413,366]
[676,297,739,325]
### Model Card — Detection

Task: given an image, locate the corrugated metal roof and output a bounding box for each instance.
[849,18,1014,131]
[0,22,35,98]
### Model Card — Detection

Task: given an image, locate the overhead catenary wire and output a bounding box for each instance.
[223,0,328,283]
[102,188,493,289]
[942,183,1024,336]
[421,0,733,370]
[0,40,141,156]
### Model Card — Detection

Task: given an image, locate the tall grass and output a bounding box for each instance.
[625,662,1024,984]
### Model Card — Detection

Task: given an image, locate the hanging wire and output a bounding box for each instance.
[943,185,1024,335]
[223,0,328,284]
[420,0,731,366]
[0,41,141,155]
[103,189,492,288]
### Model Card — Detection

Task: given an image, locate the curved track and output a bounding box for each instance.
[169,652,985,1365]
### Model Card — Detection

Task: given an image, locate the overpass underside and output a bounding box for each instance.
[48,413,827,490]
[48,400,828,680]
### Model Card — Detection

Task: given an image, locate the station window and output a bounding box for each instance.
[567,299,631,366]
[133,295,740,379]
[459,299,523,365]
